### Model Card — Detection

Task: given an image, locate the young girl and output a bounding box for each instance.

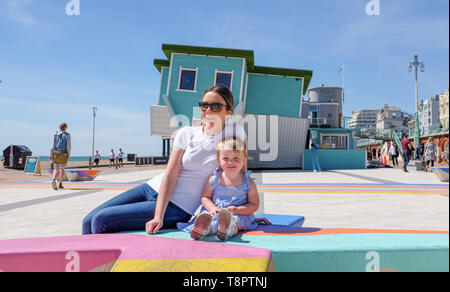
[176,138,270,241]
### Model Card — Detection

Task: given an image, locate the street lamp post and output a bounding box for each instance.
[408,55,425,155]
[89,107,98,169]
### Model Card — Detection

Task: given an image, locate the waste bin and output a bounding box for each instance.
[127,154,136,162]
[2,145,32,170]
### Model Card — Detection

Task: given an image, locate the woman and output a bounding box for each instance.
[82,85,247,235]
[389,142,399,168]
[424,137,437,172]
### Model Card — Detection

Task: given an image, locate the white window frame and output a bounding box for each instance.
[215,69,233,91]
[320,133,349,150]
[177,66,198,92]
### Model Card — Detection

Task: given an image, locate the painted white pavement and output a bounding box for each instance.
[0,165,448,240]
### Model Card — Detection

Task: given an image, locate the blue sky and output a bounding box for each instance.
[0,0,448,156]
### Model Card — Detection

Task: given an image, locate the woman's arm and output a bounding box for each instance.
[146,146,184,234]
[243,139,248,172]
[227,179,259,216]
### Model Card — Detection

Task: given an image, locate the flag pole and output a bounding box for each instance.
[342,61,345,104]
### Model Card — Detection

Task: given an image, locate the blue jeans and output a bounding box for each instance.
[403,152,410,169]
[82,183,192,234]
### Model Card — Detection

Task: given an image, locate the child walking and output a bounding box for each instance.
[176,138,270,241]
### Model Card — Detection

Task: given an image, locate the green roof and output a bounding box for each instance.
[162,43,255,70]
[249,66,313,95]
[154,44,313,94]
[153,59,170,72]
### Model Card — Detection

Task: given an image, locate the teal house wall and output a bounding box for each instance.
[166,54,245,122]
[245,73,303,117]
[303,149,367,170]
[158,67,170,106]
[153,44,313,124]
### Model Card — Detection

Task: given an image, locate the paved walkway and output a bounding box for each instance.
[0,165,448,240]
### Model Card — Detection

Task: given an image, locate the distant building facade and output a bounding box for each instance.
[301,85,343,128]
[348,110,378,129]
[376,105,403,131]
[418,95,440,134]
[439,88,449,130]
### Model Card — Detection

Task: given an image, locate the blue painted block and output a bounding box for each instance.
[431,167,449,182]
[256,214,305,227]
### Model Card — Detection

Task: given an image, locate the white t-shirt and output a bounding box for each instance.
[147,124,247,215]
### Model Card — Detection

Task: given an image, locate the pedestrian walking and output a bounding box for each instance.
[109,149,115,168]
[389,142,399,168]
[416,143,425,161]
[50,123,71,190]
[424,137,437,172]
[117,148,125,168]
[94,150,101,168]
[401,134,412,172]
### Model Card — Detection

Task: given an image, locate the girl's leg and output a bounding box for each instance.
[232,222,239,236]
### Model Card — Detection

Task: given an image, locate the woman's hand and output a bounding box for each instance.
[146,218,163,234]
[255,218,271,225]
[210,206,221,216]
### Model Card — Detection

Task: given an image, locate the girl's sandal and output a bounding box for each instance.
[190,213,212,240]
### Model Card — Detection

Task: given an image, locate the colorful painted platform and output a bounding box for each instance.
[432,167,449,182]
[126,226,449,272]
[0,234,273,272]
[1,181,447,196]
[48,169,102,182]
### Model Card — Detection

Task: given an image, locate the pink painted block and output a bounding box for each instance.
[0,234,271,272]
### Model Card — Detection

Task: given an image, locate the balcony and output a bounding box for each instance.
[308,117,330,128]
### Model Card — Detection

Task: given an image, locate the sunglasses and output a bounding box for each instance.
[198,102,229,112]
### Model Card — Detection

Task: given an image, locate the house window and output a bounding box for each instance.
[321,135,348,149]
[178,68,197,91]
[215,71,233,90]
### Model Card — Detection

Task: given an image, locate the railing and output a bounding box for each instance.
[356,139,384,147]
[309,117,330,128]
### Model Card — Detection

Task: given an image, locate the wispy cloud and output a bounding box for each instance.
[0,0,37,28]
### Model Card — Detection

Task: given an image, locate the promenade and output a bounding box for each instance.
[0,164,448,240]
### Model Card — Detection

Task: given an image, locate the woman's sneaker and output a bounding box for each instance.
[190,213,212,240]
[216,209,235,241]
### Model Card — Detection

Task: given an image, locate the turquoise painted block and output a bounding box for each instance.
[303,149,366,170]
[126,229,449,272]
[245,73,303,117]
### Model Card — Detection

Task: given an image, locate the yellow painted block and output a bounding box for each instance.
[111,257,270,272]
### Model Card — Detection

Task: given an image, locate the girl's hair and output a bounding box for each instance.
[59,123,68,130]
[216,137,247,159]
[202,85,234,112]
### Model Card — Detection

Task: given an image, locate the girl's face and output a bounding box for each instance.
[219,150,246,174]
[201,91,232,132]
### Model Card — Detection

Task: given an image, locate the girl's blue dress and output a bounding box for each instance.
[176,167,258,234]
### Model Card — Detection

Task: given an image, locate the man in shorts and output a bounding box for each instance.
[117,148,125,168]
[109,149,115,168]
[50,123,71,190]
